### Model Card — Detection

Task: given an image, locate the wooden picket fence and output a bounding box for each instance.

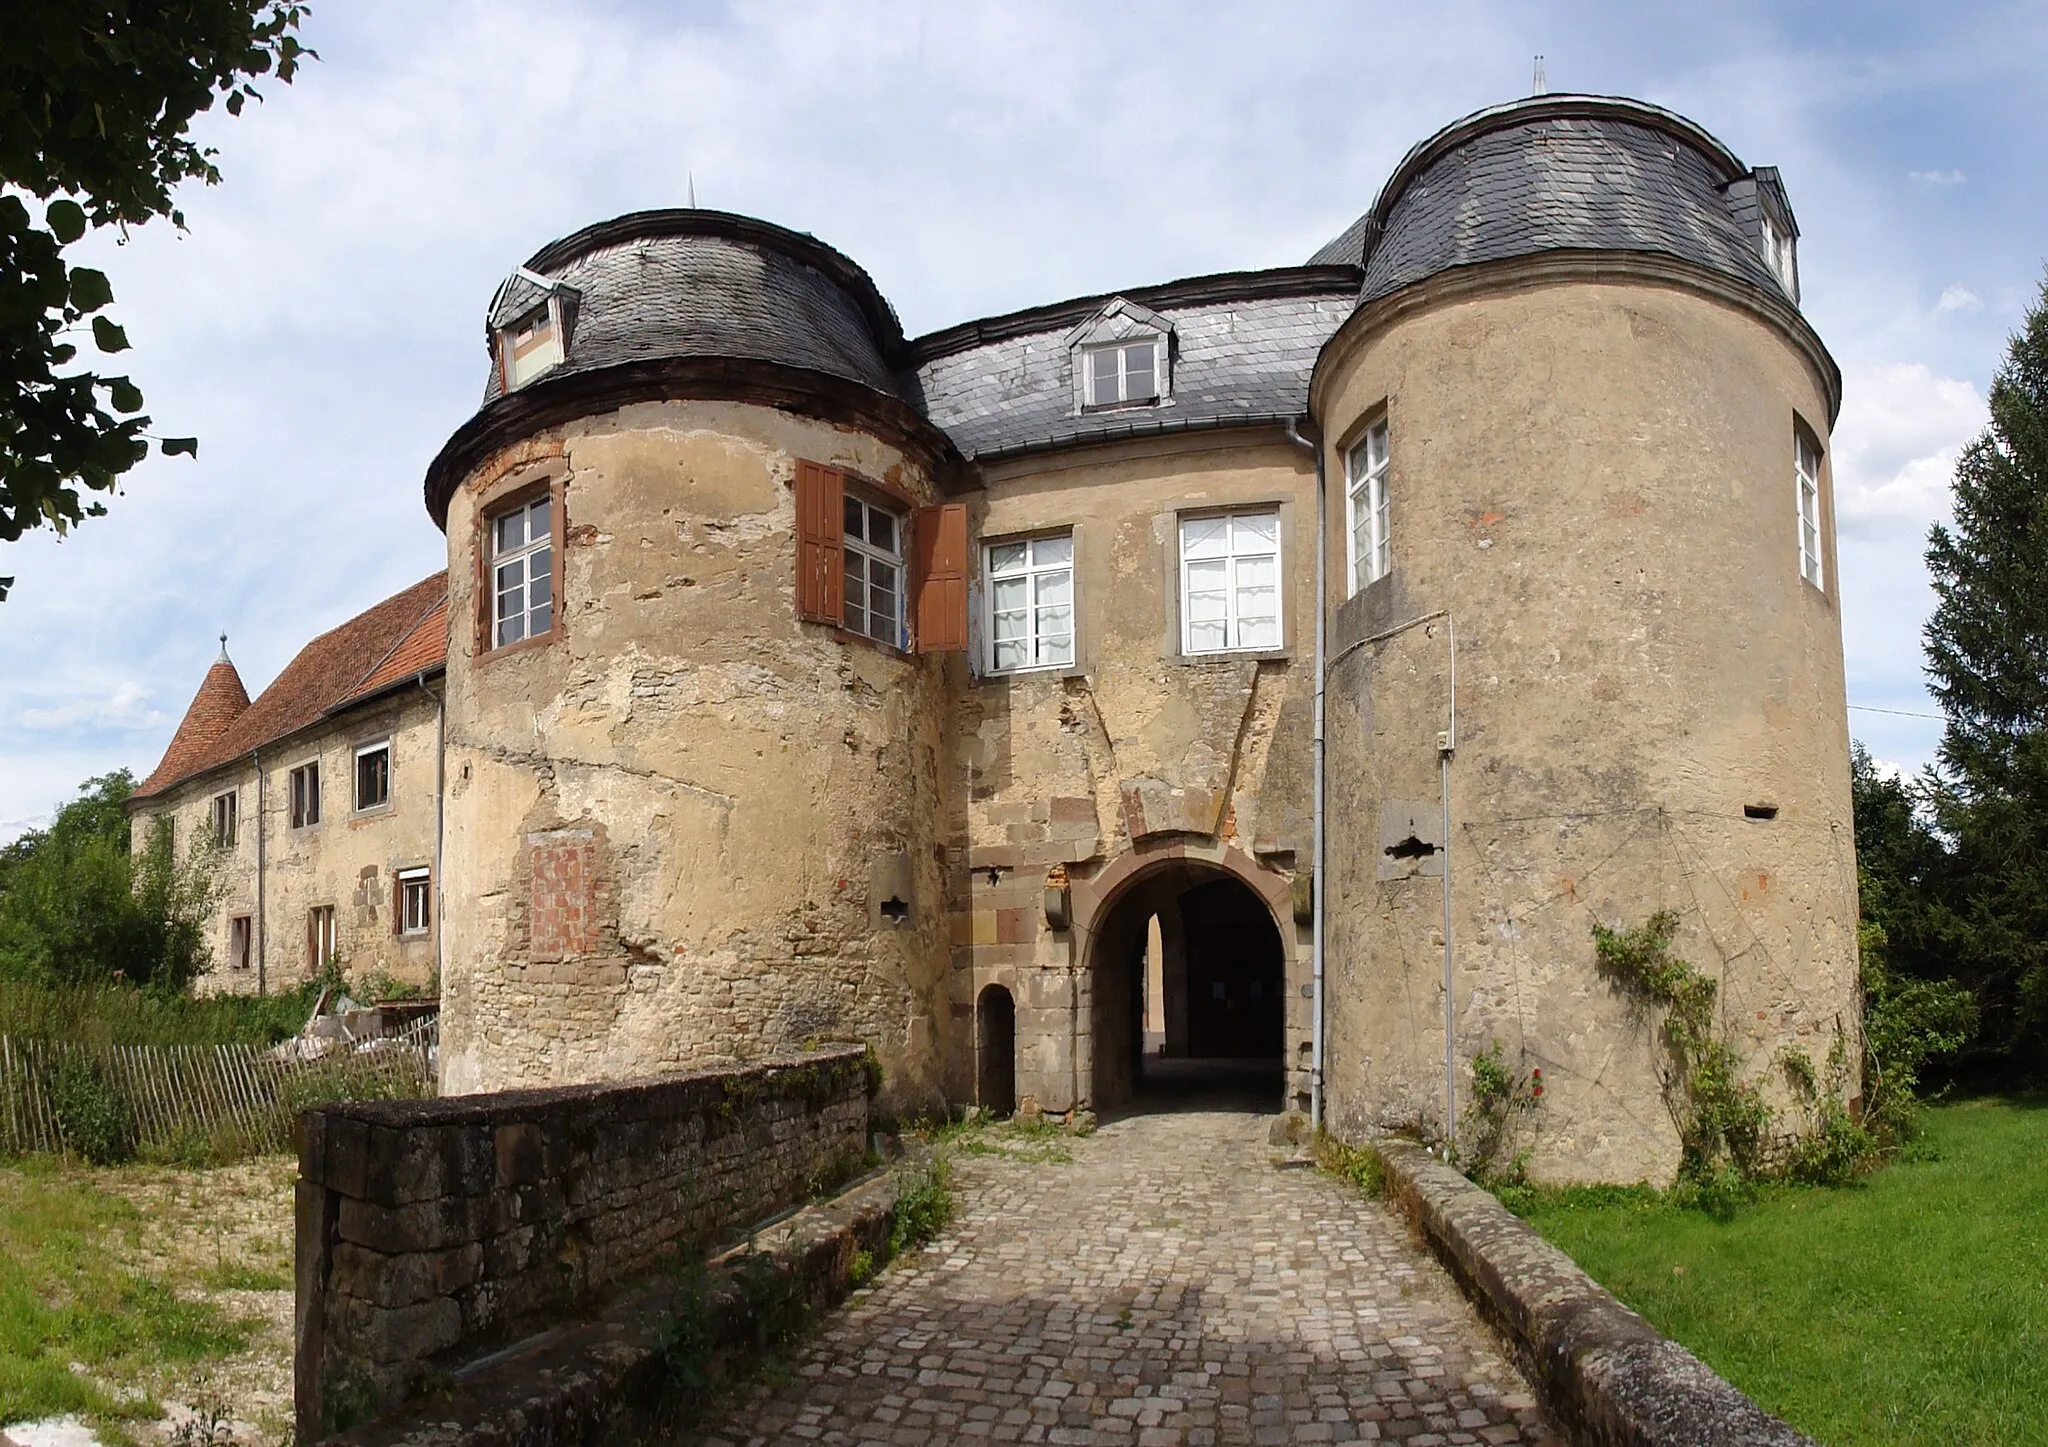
[0,1017,436,1160]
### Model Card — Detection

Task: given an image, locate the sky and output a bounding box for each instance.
[1,0,2043,840]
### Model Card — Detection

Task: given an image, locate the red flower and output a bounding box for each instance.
[1532,1084,1544,1098]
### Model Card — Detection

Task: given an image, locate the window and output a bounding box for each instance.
[1761,210,1798,300]
[500,301,563,389]
[1180,510,1282,655]
[355,741,391,811]
[842,493,904,646]
[1796,429,1824,589]
[986,534,1074,673]
[229,915,252,972]
[210,791,238,847]
[490,494,554,648]
[289,761,321,828]
[1346,421,1391,591]
[398,868,431,937]
[307,905,336,970]
[1083,340,1160,408]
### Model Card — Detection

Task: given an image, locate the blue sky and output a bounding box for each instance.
[1,0,2043,838]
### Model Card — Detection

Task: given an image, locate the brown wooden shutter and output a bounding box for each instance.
[794,461,844,624]
[913,503,970,653]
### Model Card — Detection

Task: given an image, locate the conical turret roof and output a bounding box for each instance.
[137,644,250,796]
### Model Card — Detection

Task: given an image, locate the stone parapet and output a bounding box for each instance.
[296,1047,872,1442]
[1376,1141,1815,1447]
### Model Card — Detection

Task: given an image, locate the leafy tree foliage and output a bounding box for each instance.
[1913,276,2048,1078]
[0,770,220,989]
[0,2,311,600]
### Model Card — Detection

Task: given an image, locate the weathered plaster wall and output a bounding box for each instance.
[128,694,442,995]
[951,434,1315,1114]
[438,400,955,1114]
[1314,276,1858,1183]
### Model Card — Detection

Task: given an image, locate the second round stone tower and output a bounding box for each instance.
[1309,97,1857,1181]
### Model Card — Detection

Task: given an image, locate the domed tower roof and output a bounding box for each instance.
[137,641,250,796]
[1311,94,1802,311]
[425,210,952,526]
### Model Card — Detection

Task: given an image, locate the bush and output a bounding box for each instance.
[1315,1134,1386,1198]
[887,1157,953,1256]
[50,1054,134,1164]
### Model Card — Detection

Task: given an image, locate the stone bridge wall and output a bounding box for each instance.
[294,1046,873,1441]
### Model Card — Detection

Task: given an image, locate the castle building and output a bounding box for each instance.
[135,95,1857,1182]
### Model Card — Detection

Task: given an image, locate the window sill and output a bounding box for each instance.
[1173,646,1292,667]
[352,804,394,821]
[475,628,559,669]
[828,624,911,660]
[1080,399,1168,415]
[980,662,1086,684]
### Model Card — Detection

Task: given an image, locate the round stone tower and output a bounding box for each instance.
[1308,97,1855,1181]
[425,211,962,1108]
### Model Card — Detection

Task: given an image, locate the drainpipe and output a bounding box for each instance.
[252,748,266,996]
[1439,617,1457,1155]
[1283,419,1326,1129]
[414,671,446,985]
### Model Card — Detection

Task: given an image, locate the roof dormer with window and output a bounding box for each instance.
[1066,298,1174,414]
[487,266,580,393]
[1724,166,1800,306]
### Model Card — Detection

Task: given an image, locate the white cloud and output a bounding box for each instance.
[18,681,168,733]
[1909,169,1967,185]
[1936,285,1983,314]
[1830,362,1986,537]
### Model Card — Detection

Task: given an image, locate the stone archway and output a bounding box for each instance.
[1079,852,1290,1114]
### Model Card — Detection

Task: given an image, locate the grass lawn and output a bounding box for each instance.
[1513,1096,2047,1446]
[0,1157,283,1437]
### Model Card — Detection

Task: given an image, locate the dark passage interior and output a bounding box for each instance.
[976,983,1016,1117]
[1090,864,1285,1114]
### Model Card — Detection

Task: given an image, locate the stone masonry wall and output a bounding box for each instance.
[294,1045,871,1441]
[950,433,1316,1115]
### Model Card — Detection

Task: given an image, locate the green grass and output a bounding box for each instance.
[1513,1097,2048,1446]
[0,978,320,1048]
[0,1161,254,1428]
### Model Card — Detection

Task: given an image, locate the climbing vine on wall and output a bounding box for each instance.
[1591,911,1771,1187]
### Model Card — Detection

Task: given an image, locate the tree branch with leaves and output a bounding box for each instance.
[0,1,313,600]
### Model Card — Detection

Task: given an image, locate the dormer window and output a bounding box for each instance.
[1085,340,1160,409]
[499,299,563,389]
[1067,297,1173,414]
[1761,210,1798,301]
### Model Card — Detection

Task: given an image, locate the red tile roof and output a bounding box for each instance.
[133,573,449,801]
[143,654,251,800]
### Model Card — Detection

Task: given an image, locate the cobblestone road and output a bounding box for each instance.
[696,1106,1558,1446]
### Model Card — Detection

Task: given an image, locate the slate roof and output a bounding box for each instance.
[1312,95,1795,308]
[447,95,1809,481]
[911,277,1358,461]
[480,210,908,409]
[133,573,449,802]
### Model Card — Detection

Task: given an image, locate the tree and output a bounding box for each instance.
[1917,274,2048,1078]
[0,770,221,989]
[0,2,311,601]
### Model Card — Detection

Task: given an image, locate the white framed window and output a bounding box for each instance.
[491,494,554,648]
[986,533,1075,673]
[399,868,432,936]
[1761,211,1798,301]
[1796,429,1824,590]
[354,740,391,812]
[1346,421,1391,591]
[289,761,320,828]
[1083,340,1161,409]
[210,790,238,847]
[500,300,563,389]
[1180,509,1282,655]
[842,492,905,647]
[307,905,336,969]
